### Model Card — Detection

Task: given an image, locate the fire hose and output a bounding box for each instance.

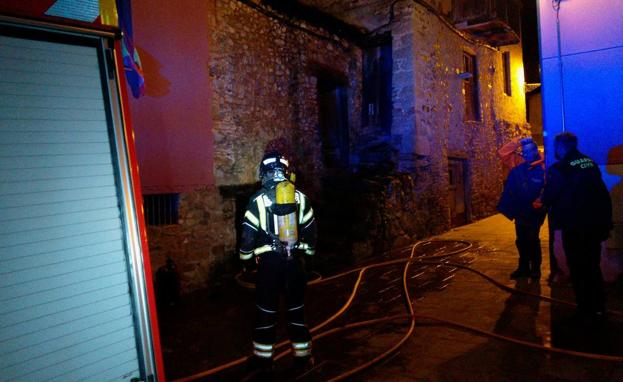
[173,240,623,382]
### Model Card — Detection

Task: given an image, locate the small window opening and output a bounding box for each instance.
[503,51,512,96]
[462,51,480,121]
[143,193,180,225]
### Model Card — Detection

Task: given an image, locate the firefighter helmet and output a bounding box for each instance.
[259,152,290,187]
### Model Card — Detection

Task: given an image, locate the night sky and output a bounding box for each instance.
[521,0,541,83]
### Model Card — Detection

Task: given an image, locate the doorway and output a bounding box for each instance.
[448,158,469,227]
[362,33,392,134]
[317,74,349,169]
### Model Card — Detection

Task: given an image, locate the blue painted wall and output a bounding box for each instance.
[538,0,623,165]
[537,0,623,279]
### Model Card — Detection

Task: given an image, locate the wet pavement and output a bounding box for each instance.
[158,214,623,381]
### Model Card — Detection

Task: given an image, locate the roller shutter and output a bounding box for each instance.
[0,32,144,381]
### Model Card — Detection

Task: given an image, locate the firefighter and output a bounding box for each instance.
[240,152,317,376]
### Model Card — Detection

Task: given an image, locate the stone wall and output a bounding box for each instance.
[208,0,362,190]
[148,0,363,293]
[146,0,530,293]
[390,2,529,236]
[147,187,236,292]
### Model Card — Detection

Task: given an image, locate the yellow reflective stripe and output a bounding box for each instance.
[257,304,276,313]
[240,252,253,260]
[254,349,273,358]
[256,196,267,231]
[253,342,274,351]
[292,341,311,349]
[298,242,314,255]
[294,348,312,357]
[298,192,306,224]
[245,211,259,227]
[301,207,314,224]
[288,304,304,311]
[254,245,272,255]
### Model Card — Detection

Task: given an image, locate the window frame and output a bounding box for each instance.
[462,51,480,122]
[502,51,512,96]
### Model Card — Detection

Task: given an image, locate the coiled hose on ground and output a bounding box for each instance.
[173,240,623,382]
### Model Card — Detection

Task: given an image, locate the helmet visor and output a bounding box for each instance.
[262,168,287,186]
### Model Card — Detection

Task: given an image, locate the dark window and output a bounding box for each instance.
[362,34,392,133]
[462,52,480,121]
[317,73,350,168]
[143,193,180,225]
[448,158,469,227]
[503,51,512,96]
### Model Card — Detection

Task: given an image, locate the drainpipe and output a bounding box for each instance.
[552,0,566,132]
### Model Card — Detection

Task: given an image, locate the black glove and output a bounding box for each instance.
[270,237,288,256]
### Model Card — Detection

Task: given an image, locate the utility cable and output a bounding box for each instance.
[410,0,497,51]
[233,0,350,49]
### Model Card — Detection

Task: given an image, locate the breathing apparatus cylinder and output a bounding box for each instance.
[275,180,298,253]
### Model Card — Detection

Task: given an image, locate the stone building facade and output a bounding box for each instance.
[143,0,529,292]
[388,2,528,236]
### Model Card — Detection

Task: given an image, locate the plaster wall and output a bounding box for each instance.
[538,0,623,280]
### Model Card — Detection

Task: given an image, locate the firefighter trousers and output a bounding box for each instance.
[253,252,312,359]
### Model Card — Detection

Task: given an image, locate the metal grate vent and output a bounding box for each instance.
[143,193,180,225]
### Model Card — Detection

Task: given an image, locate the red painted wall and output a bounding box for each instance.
[0,2,57,17]
[129,0,214,193]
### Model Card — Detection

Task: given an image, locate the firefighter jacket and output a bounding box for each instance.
[239,188,317,261]
[542,149,613,238]
[497,161,546,226]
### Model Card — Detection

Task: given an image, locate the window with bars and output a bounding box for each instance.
[143,193,180,225]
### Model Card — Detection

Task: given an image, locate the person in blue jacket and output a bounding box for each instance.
[497,137,546,279]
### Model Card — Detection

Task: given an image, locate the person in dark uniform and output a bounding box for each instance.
[239,152,317,376]
[497,137,547,279]
[541,132,613,317]
[543,161,566,284]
